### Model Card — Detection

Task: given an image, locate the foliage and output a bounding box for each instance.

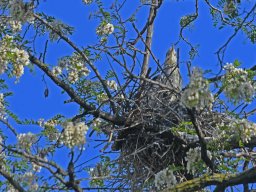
[0,0,256,192]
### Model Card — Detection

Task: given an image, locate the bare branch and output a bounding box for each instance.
[29,55,125,126]
[33,13,117,114]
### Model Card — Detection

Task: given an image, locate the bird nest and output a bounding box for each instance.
[111,84,226,190]
[111,88,192,188]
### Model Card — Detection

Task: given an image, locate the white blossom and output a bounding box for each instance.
[181,68,214,110]
[43,120,60,141]
[32,162,41,172]
[52,66,62,76]
[22,171,36,188]
[23,171,34,182]
[185,147,201,175]
[0,58,8,74]
[96,23,114,35]
[107,80,118,90]
[81,67,91,77]
[185,147,212,175]
[12,64,24,78]
[57,53,90,83]
[7,187,18,192]
[8,20,22,32]
[30,183,39,191]
[222,63,255,103]
[68,70,79,84]
[44,119,57,128]
[7,171,37,191]
[17,132,37,150]
[8,0,34,23]
[16,48,30,66]
[92,118,102,128]
[89,167,98,177]
[61,121,89,148]
[218,118,256,143]
[37,118,44,127]
[83,0,92,4]
[0,35,30,78]
[154,168,177,190]
[0,93,6,119]
[89,163,110,179]
[97,93,108,103]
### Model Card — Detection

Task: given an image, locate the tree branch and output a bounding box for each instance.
[29,55,125,126]
[140,2,156,80]
[0,166,26,192]
[131,0,163,46]
[215,3,256,65]
[188,109,216,172]
[162,166,256,192]
[33,13,117,114]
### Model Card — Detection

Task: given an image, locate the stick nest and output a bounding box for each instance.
[109,82,229,191]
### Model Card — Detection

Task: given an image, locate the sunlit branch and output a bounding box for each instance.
[29,55,125,126]
[162,166,256,192]
[33,13,117,114]
[0,167,26,192]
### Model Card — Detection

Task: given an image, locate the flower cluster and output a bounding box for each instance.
[82,0,92,4]
[7,171,39,191]
[0,135,5,159]
[222,63,255,103]
[22,172,38,191]
[32,162,41,172]
[52,66,62,76]
[89,167,99,177]
[218,118,256,143]
[61,121,89,148]
[0,17,22,33]
[53,53,90,84]
[7,186,19,192]
[96,23,114,36]
[8,0,34,23]
[97,93,108,104]
[38,119,60,141]
[0,35,30,78]
[17,132,37,150]
[185,147,212,175]
[44,119,58,128]
[106,80,118,90]
[92,118,102,128]
[23,171,34,183]
[185,147,201,175]
[89,163,109,178]
[39,119,58,128]
[8,19,22,33]
[0,93,6,119]
[181,68,214,110]
[154,167,177,190]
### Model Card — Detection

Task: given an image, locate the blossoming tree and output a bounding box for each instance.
[0,0,256,191]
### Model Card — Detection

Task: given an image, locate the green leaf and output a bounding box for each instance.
[238,140,244,147]
[233,59,241,67]
[105,70,115,79]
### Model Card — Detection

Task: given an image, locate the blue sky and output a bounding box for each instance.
[8,0,255,121]
[9,0,256,100]
[3,0,256,190]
